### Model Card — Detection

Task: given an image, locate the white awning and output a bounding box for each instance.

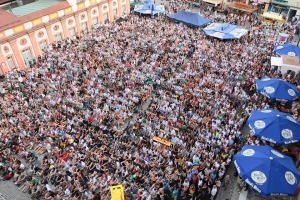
[271,56,300,74]
[203,0,221,6]
[261,13,284,21]
[271,57,282,66]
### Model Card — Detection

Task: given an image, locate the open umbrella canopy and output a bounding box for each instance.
[203,23,248,39]
[234,145,300,196]
[256,78,300,102]
[134,2,165,15]
[274,44,300,59]
[168,10,211,27]
[247,108,300,144]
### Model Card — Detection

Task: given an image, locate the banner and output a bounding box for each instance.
[152,136,173,146]
[110,184,125,200]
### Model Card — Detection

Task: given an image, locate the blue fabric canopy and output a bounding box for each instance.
[134,2,165,15]
[274,44,300,59]
[234,145,300,196]
[204,23,248,39]
[256,78,300,102]
[247,108,300,144]
[168,10,211,27]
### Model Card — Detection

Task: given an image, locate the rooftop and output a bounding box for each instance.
[0,0,70,32]
[9,0,65,16]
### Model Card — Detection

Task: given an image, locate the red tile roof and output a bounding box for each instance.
[0,8,20,31]
[0,1,70,32]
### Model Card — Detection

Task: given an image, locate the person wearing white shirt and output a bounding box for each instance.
[193,154,200,165]
[211,185,218,200]
[64,187,71,197]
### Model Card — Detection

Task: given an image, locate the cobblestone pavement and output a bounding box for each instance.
[216,126,293,200]
[0,1,298,200]
[216,126,249,200]
[246,189,292,200]
[0,180,31,200]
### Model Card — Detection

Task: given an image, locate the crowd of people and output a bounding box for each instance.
[0,2,299,200]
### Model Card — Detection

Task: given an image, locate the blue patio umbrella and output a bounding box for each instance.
[233,145,300,196]
[247,108,300,144]
[274,44,300,59]
[256,78,300,102]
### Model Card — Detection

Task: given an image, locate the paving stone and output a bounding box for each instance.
[0,180,31,200]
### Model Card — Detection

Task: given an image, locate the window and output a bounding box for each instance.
[103,13,109,24]
[39,40,47,52]
[20,38,27,46]
[68,19,74,25]
[23,49,32,60]
[113,9,118,18]
[77,0,85,2]
[7,56,16,70]
[122,5,126,16]
[81,22,87,31]
[69,28,76,39]
[55,34,62,42]
[53,25,60,31]
[22,49,33,68]
[93,17,98,25]
[3,46,9,53]
[38,31,44,38]
[103,13,108,21]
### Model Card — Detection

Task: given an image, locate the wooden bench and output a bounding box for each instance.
[227,2,258,13]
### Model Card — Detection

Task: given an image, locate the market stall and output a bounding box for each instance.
[261,12,285,23]
[227,2,258,13]
[202,0,222,7]
[271,55,300,75]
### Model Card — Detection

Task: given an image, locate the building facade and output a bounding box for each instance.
[0,0,130,73]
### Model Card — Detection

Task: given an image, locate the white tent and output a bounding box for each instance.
[271,55,300,75]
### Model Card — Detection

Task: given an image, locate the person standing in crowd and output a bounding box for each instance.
[0,1,298,200]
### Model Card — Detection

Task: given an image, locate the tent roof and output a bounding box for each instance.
[10,0,65,17]
[213,24,236,33]
[168,10,211,27]
[0,1,69,32]
[134,3,165,14]
[203,23,248,39]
